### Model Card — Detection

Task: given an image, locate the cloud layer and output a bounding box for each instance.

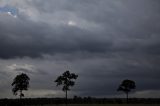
[0,0,160,98]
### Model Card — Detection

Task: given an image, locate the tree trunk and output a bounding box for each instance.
[19,90,22,106]
[126,92,128,104]
[65,90,67,106]
[20,90,22,99]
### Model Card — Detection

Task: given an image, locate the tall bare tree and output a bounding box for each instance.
[117,79,136,103]
[55,70,78,106]
[12,73,30,99]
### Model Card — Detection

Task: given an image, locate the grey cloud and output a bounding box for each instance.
[70,52,160,97]
[0,0,160,98]
[0,14,113,59]
[0,0,160,59]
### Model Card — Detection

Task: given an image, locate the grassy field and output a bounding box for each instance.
[28,104,160,106]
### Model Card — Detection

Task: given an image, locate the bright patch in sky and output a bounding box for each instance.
[0,6,17,17]
[7,64,35,73]
[7,11,17,18]
[68,20,76,26]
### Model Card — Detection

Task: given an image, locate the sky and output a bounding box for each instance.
[0,0,160,98]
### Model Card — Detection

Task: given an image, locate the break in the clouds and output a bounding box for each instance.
[0,0,160,98]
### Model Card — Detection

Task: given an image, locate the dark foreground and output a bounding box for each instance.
[28,104,160,106]
[1,98,160,106]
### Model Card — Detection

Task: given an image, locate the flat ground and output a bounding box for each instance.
[28,104,160,106]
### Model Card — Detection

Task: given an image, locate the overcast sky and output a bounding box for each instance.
[0,0,160,98]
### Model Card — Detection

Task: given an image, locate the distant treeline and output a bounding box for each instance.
[0,97,160,105]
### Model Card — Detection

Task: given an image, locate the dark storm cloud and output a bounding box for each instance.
[73,56,160,97]
[0,14,112,59]
[0,0,160,59]
[0,0,160,98]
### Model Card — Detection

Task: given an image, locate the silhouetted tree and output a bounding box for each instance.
[117,79,136,103]
[12,73,30,99]
[55,70,78,106]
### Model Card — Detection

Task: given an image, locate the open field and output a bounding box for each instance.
[28,104,160,106]
[1,98,160,106]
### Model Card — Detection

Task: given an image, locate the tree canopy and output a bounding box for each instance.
[12,73,30,98]
[55,70,78,106]
[117,79,136,103]
[55,70,78,91]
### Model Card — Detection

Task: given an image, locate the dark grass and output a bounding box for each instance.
[1,98,160,106]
